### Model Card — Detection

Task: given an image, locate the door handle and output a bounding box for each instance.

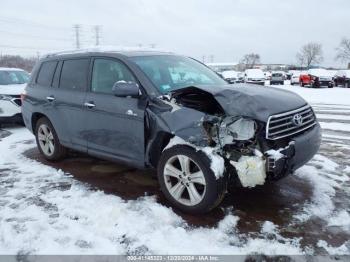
[46,96,55,102]
[84,102,95,108]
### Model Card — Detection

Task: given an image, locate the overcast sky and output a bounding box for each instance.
[0,0,349,67]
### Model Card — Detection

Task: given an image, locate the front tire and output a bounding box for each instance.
[35,117,66,161]
[157,145,227,214]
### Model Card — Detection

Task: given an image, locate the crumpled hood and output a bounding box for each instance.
[0,84,26,95]
[172,84,307,122]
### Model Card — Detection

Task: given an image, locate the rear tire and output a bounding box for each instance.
[157,145,227,214]
[345,82,349,88]
[35,117,66,161]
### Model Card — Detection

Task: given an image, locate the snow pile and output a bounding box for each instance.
[164,136,225,178]
[317,240,350,255]
[294,165,336,221]
[0,128,305,255]
[293,154,350,232]
[328,210,350,230]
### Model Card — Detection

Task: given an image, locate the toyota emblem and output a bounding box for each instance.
[292,113,303,126]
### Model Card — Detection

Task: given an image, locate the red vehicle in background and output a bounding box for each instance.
[299,73,311,86]
[299,69,334,88]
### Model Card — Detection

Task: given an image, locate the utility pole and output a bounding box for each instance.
[93,25,102,46]
[73,24,81,49]
[210,54,214,63]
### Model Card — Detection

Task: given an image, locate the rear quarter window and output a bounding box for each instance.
[36,61,58,86]
[59,59,90,91]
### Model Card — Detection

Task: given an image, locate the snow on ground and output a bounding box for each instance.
[0,128,303,255]
[273,83,350,105]
[0,83,350,255]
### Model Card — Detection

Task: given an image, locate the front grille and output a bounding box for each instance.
[12,98,22,106]
[266,105,316,140]
[9,95,22,107]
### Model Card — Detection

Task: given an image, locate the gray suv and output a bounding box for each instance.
[270,72,284,85]
[22,50,321,214]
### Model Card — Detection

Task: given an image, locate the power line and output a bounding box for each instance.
[0,29,71,42]
[0,16,70,31]
[0,44,57,51]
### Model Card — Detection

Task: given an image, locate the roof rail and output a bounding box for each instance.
[43,45,170,58]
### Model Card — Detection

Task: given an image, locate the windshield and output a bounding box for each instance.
[0,70,29,85]
[130,55,226,93]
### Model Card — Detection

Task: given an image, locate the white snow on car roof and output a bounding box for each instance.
[337,70,350,77]
[0,67,25,71]
[221,70,239,78]
[206,62,238,66]
[43,45,171,58]
[245,68,265,77]
[308,68,333,77]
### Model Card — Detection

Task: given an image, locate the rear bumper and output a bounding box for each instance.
[270,80,284,84]
[314,81,333,87]
[246,81,265,85]
[266,123,321,179]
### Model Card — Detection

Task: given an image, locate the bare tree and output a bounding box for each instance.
[335,38,350,63]
[296,42,323,69]
[0,55,37,72]
[239,53,261,69]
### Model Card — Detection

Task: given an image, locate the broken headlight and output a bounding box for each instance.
[218,117,257,145]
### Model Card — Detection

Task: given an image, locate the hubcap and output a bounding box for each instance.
[38,124,55,156]
[163,155,206,206]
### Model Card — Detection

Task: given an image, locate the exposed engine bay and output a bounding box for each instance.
[158,87,293,188]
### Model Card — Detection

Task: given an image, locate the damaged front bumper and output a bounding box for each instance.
[265,122,321,180]
[228,123,321,187]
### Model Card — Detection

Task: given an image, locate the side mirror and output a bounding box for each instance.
[112,81,140,98]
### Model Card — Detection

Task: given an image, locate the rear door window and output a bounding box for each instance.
[36,61,58,86]
[59,59,90,91]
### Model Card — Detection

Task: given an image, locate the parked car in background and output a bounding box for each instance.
[244,69,265,85]
[270,72,284,85]
[285,71,293,80]
[299,73,311,87]
[327,70,338,80]
[334,70,350,88]
[22,49,321,214]
[264,71,272,80]
[307,69,334,88]
[221,70,244,84]
[0,67,30,125]
[291,71,302,85]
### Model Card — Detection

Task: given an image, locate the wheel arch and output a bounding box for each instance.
[146,131,174,168]
[31,112,48,133]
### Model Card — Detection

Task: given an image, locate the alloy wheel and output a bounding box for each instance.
[37,124,55,156]
[163,154,207,206]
